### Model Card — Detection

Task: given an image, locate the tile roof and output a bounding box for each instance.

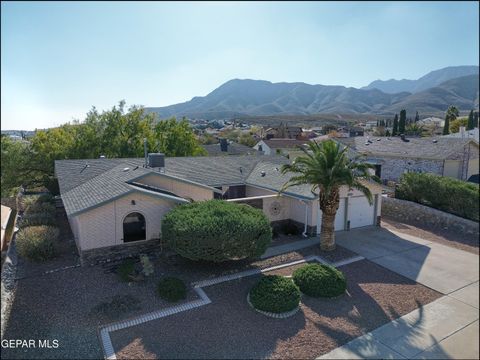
[201,142,259,156]
[262,139,310,149]
[335,136,477,160]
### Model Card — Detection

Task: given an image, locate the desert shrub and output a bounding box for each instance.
[157,277,187,302]
[140,254,154,277]
[117,259,136,282]
[249,275,301,313]
[293,263,347,298]
[16,226,59,261]
[21,193,54,210]
[19,212,56,227]
[396,173,479,221]
[91,294,141,320]
[162,200,272,262]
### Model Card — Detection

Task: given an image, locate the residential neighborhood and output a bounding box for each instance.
[1,2,479,360]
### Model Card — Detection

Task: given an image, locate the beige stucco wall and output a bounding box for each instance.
[137,173,213,201]
[74,192,177,251]
[467,157,479,178]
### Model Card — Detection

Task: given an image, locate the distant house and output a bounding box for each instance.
[336,136,479,182]
[202,139,259,156]
[55,154,382,264]
[418,117,445,127]
[253,139,309,156]
[442,126,479,142]
[264,123,302,139]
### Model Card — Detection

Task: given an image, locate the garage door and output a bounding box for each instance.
[348,196,374,228]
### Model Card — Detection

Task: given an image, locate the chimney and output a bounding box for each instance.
[460,126,466,138]
[220,138,228,152]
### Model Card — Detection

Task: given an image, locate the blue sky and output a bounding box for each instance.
[1,1,479,130]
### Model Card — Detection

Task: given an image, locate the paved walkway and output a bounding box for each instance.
[320,226,479,359]
[261,236,317,258]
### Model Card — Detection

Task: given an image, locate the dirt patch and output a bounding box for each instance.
[382,219,479,254]
[110,260,442,359]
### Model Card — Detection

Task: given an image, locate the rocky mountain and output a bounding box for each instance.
[362,65,479,94]
[146,69,479,120]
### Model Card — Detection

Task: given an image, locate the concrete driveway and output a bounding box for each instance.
[335,226,479,294]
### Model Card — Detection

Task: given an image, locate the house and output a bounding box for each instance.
[253,139,310,156]
[55,154,382,264]
[263,123,303,139]
[442,127,479,142]
[336,136,479,183]
[201,139,259,156]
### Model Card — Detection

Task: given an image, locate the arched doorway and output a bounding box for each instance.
[123,212,146,242]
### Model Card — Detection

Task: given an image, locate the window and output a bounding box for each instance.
[123,212,146,242]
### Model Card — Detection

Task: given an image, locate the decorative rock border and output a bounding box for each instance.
[246,293,300,319]
[98,253,365,359]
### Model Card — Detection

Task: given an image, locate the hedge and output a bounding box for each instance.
[293,263,346,298]
[249,275,301,313]
[16,226,59,261]
[395,173,479,221]
[162,200,272,262]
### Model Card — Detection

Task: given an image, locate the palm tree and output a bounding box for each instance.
[281,140,378,251]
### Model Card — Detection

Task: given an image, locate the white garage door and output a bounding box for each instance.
[348,196,374,228]
[315,198,346,234]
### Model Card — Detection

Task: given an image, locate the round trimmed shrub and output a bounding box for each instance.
[293,263,346,298]
[162,200,272,262]
[249,275,301,313]
[157,277,187,302]
[16,226,59,262]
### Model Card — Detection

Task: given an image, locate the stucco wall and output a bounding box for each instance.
[443,160,461,178]
[137,173,213,201]
[74,192,177,251]
[371,157,444,182]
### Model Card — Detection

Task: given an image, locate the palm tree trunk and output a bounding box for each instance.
[320,212,336,251]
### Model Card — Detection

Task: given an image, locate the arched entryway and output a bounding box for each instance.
[123,212,146,242]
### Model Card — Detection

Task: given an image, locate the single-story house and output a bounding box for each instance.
[253,139,310,156]
[55,154,382,264]
[336,136,479,183]
[202,139,259,156]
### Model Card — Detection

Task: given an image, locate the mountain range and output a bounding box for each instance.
[146,66,479,120]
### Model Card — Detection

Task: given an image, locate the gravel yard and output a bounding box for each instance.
[110,260,442,359]
[382,218,479,254]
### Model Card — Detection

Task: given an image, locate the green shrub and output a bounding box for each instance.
[293,263,346,298]
[249,275,301,313]
[25,202,56,216]
[396,173,479,221]
[140,254,154,277]
[19,212,56,227]
[162,200,272,262]
[117,259,136,282]
[16,226,59,261]
[157,277,187,302]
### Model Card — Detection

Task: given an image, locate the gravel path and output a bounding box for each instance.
[382,219,479,254]
[110,260,442,359]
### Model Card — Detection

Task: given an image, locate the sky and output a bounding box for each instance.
[1,1,479,130]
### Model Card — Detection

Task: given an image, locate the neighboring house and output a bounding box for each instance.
[336,136,479,182]
[253,139,310,156]
[264,123,302,139]
[55,154,382,264]
[443,127,479,143]
[202,139,259,156]
[418,117,445,127]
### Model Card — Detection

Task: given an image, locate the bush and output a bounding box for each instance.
[140,254,154,277]
[162,200,272,262]
[293,263,346,298]
[157,277,187,302]
[19,212,56,227]
[16,226,59,261]
[25,202,56,216]
[249,275,301,313]
[117,259,136,282]
[282,222,301,235]
[396,173,479,221]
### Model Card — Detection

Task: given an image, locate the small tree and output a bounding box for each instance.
[399,109,406,135]
[443,105,459,135]
[392,114,399,136]
[467,110,475,130]
[414,111,420,123]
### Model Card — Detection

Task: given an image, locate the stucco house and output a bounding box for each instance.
[253,139,309,157]
[201,139,259,156]
[336,136,479,183]
[55,154,382,264]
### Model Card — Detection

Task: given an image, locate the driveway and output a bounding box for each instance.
[335,226,479,294]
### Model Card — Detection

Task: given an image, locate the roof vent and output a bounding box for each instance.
[376,138,381,141]
[261,171,266,177]
[99,155,106,159]
[148,153,165,168]
[123,167,130,172]
[400,134,410,142]
[365,142,370,146]
[432,139,438,143]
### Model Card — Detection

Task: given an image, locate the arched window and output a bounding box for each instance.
[123,212,146,242]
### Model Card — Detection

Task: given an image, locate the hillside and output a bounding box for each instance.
[362,65,479,94]
[146,72,479,120]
